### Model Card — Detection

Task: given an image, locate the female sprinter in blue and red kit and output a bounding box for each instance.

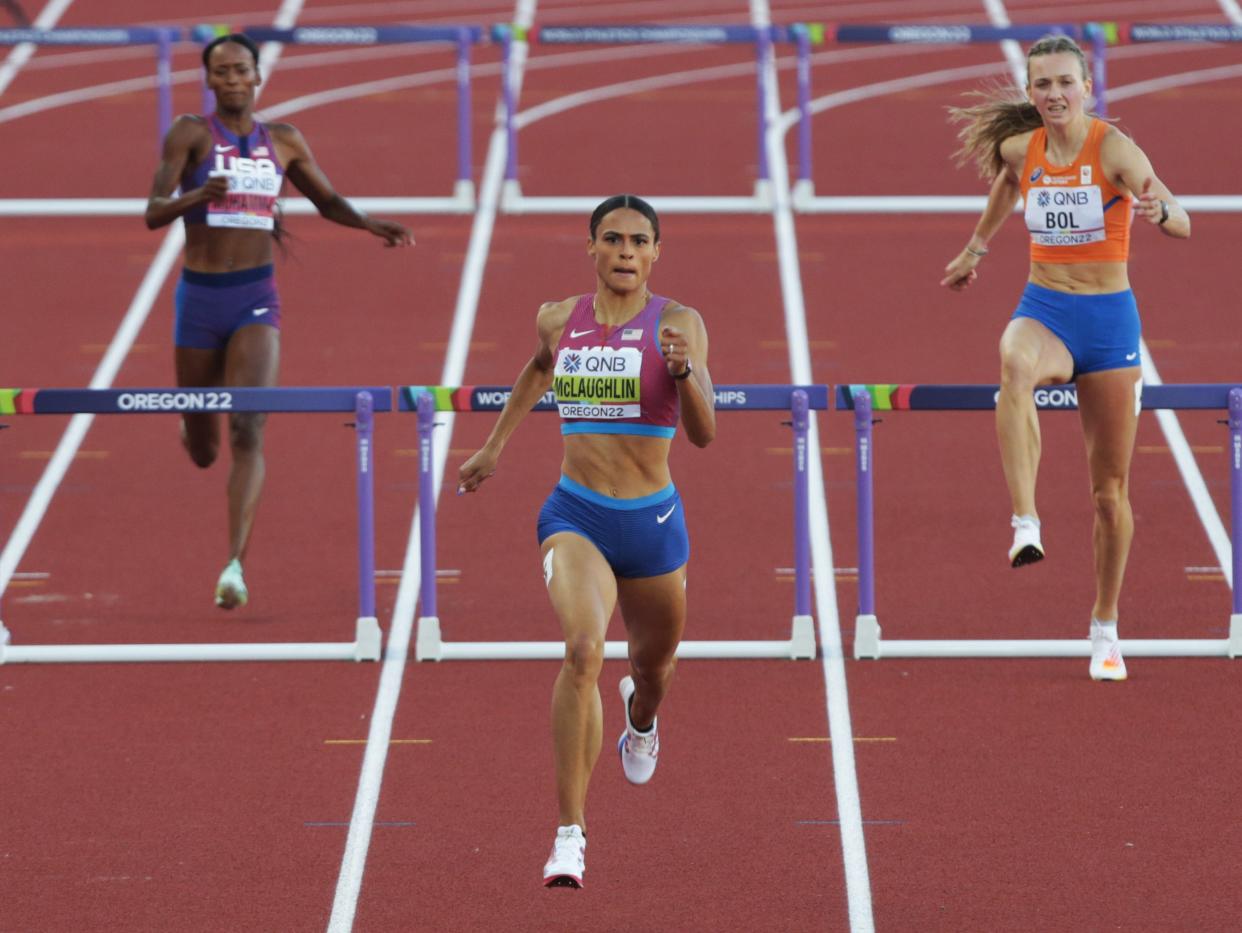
[145,34,412,609]
[941,35,1190,680]
[458,195,716,888]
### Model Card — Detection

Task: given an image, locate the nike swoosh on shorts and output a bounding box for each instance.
[656,505,677,524]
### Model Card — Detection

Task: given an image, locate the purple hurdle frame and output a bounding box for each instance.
[411,384,820,661]
[847,384,1242,660]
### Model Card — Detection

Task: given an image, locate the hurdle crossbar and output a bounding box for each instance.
[836,383,1242,660]
[0,387,389,664]
[400,383,827,661]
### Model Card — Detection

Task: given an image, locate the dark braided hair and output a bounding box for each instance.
[589,194,660,242]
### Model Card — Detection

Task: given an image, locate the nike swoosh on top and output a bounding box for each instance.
[252,308,269,317]
[569,329,595,338]
[656,505,677,524]
[214,144,234,153]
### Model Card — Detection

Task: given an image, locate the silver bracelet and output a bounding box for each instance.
[965,245,988,258]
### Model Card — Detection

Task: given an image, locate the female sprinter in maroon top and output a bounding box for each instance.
[145,33,412,610]
[459,195,715,887]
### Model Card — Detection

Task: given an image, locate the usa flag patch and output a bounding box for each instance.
[621,328,643,341]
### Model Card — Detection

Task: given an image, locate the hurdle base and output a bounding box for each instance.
[418,637,815,661]
[790,179,816,209]
[791,614,817,659]
[854,614,881,659]
[753,179,774,209]
[500,179,524,211]
[1230,614,1242,659]
[851,637,1234,659]
[355,617,382,661]
[416,616,443,661]
[501,193,775,215]
[452,179,476,208]
[0,639,379,664]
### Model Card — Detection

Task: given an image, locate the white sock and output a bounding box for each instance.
[1012,513,1040,526]
[1092,618,1118,638]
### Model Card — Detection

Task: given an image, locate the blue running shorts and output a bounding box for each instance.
[1012,281,1141,377]
[175,265,281,350]
[537,475,690,579]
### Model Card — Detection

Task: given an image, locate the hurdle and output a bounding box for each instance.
[837,383,1242,660]
[493,23,793,214]
[0,26,180,153]
[0,387,388,663]
[401,383,826,661]
[196,24,485,212]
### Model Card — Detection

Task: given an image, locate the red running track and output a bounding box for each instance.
[2,1,1241,930]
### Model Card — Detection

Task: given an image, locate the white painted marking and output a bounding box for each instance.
[752,3,873,930]
[327,4,536,929]
[0,0,76,98]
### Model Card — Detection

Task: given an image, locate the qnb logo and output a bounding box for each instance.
[584,355,628,373]
[562,352,581,374]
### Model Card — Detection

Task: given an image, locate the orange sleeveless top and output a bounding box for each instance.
[1019,118,1130,264]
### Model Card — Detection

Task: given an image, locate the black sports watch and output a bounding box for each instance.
[673,360,693,381]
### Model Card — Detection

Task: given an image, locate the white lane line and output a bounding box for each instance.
[1220,0,1242,23]
[752,2,874,931]
[325,3,536,928]
[0,0,75,98]
[1109,63,1242,102]
[983,0,1027,84]
[0,225,183,596]
[1141,354,1233,587]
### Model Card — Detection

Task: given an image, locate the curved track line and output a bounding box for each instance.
[0,0,74,97]
[1109,62,1242,102]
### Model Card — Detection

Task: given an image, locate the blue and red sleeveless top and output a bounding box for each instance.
[552,293,680,438]
[182,115,284,230]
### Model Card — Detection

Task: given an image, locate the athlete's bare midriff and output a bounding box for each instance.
[182,225,273,273]
[1030,258,1130,294]
[561,433,673,498]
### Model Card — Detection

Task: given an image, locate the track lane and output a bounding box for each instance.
[785,2,1242,927]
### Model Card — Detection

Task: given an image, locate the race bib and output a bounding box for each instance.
[206,159,280,231]
[1025,184,1105,247]
[553,346,642,419]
